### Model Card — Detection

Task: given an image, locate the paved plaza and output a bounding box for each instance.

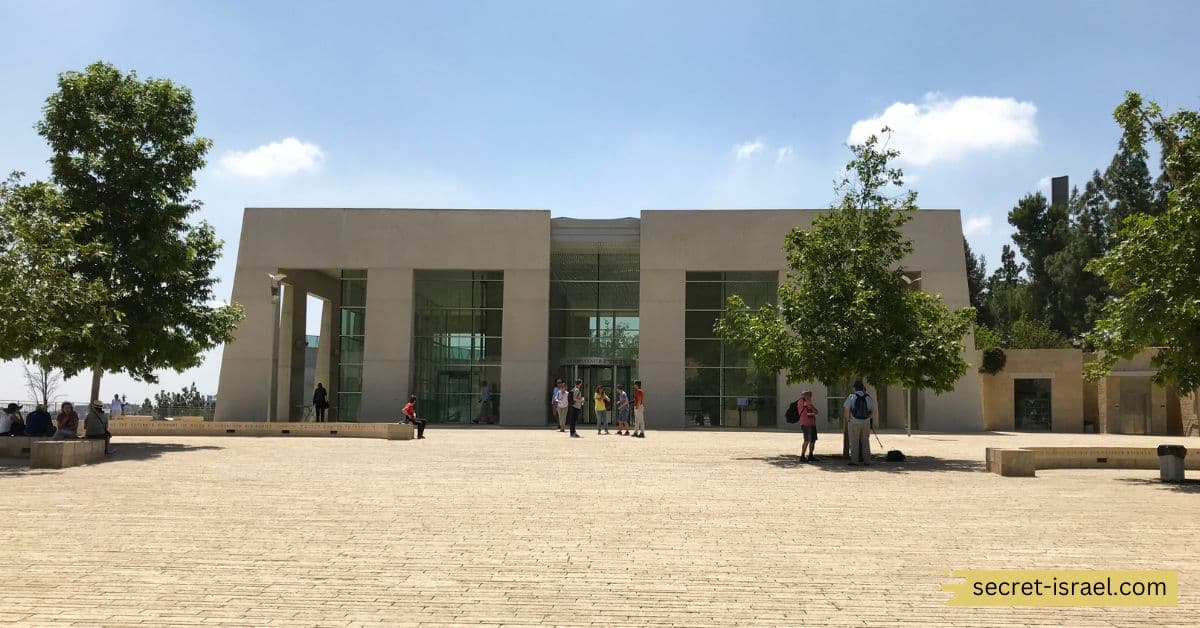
[2,428,1198,626]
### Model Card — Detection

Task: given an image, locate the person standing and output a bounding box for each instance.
[85,400,114,454]
[312,383,329,422]
[473,381,493,424]
[842,380,875,466]
[594,385,611,435]
[798,391,820,462]
[567,379,583,438]
[615,384,631,437]
[110,394,124,418]
[53,402,80,439]
[402,395,427,439]
[632,381,646,438]
[552,381,569,432]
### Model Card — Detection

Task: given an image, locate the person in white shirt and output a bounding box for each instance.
[111,394,124,417]
[552,380,569,432]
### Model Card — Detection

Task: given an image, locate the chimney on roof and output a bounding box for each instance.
[1051,175,1069,207]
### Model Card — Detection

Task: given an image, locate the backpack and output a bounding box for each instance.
[850,392,871,420]
[785,401,800,424]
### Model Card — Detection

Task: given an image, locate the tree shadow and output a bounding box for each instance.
[735,453,984,474]
[1115,476,1200,494]
[0,441,222,477]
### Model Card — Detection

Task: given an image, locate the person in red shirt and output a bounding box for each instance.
[632,380,646,438]
[402,395,427,439]
[798,391,819,462]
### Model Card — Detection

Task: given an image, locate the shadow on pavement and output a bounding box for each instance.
[737,454,983,474]
[0,441,222,478]
[1116,476,1200,494]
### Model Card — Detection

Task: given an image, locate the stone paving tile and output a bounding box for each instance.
[2,429,1198,626]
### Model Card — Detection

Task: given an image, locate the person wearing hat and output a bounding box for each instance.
[1,403,25,436]
[84,400,113,454]
[25,403,54,437]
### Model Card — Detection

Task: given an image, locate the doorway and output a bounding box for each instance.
[1119,376,1152,435]
[558,360,634,425]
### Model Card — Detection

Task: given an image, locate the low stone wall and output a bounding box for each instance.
[31,439,106,469]
[107,420,413,440]
[986,446,1200,477]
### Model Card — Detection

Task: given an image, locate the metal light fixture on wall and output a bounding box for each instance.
[267,272,287,422]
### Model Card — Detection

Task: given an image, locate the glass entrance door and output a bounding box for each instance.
[564,363,633,424]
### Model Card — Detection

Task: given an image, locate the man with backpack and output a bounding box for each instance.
[842,380,875,466]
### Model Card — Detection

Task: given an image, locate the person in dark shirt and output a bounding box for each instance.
[25,404,54,437]
[312,383,329,422]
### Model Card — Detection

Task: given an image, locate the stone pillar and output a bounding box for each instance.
[216,265,277,422]
[499,269,550,426]
[359,267,413,422]
[638,269,686,428]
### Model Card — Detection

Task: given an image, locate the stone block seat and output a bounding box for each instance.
[30,439,106,469]
[987,445,1200,477]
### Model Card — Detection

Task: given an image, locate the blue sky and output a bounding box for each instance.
[1,0,1198,402]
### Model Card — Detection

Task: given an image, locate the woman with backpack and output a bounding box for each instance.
[797,391,819,462]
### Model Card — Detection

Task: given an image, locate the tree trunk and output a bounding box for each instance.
[90,361,103,404]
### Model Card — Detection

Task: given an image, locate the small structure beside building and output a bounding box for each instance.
[980,347,1194,436]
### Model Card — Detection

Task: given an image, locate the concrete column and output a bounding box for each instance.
[315,299,333,398]
[285,285,308,421]
[499,269,550,426]
[215,265,276,422]
[638,269,686,428]
[275,285,297,422]
[359,267,412,422]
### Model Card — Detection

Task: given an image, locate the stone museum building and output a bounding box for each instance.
[215,208,982,430]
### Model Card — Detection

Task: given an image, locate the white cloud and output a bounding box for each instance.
[775,146,794,164]
[963,215,994,236]
[1036,176,1052,192]
[847,95,1038,166]
[733,141,765,160]
[219,137,324,178]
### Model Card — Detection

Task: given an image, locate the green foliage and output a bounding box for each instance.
[979,347,1007,374]
[1007,317,1071,349]
[1085,92,1200,391]
[715,131,975,393]
[963,237,987,319]
[154,382,208,412]
[0,62,244,395]
[974,325,1004,350]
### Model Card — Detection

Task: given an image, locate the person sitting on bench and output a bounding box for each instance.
[84,400,114,455]
[25,404,54,437]
[2,403,24,436]
[53,402,80,439]
[402,395,427,439]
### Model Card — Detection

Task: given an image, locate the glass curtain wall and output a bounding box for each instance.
[684,272,778,427]
[338,270,367,421]
[411,271,503,423]
[548,251,639,377]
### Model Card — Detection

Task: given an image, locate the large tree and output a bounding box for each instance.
[715,131,974,399]
[1084,92,1200,391]
[1,62,242,401]
[1043,173,1109,338]
[963,237,987,323]
[1007,191,1069,331]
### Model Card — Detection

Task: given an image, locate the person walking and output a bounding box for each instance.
[402,395,427,439]
[567,379,583,438]
[798,391,820,462]
[632,381,646,438]
[472,381,494,424]
[85,400,114,454]
[594,385,611,435]
[552,380,569,432]
[615,384,631,437]
[312,383,329,422]
[842,380,875,466]
[53,402,80,439]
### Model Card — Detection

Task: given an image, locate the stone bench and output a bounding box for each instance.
[107,420,414,440]
[31,439,106,468]
[170,415,205,423]
[987,446,1200,478]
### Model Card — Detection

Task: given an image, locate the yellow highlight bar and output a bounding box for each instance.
[943,570,1177,606]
